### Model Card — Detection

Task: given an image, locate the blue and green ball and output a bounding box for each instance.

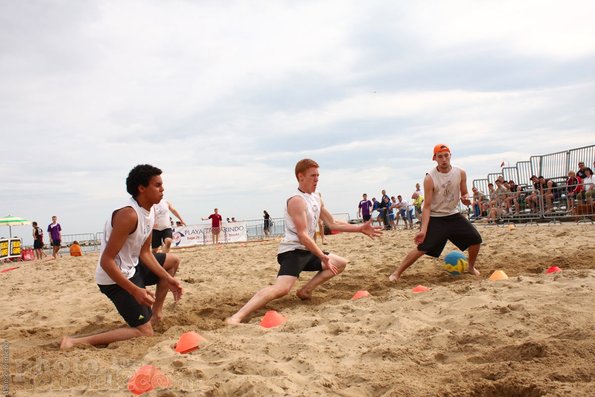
[443,251,468,276]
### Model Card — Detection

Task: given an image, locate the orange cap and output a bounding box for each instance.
[432,144,450,159]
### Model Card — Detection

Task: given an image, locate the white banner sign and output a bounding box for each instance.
[172,222,247,247]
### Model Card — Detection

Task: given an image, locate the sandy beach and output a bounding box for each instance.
[1,223,594,396]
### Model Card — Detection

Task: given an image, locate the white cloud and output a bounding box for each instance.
[397,0,595,59]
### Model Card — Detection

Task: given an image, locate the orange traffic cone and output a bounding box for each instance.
[489,270,509,281]
[412,285,431,293]
[260,310,286,328]
[351,290,370,300]
[175,331,208,354]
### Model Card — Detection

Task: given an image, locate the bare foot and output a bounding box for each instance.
[468,267,481,276]
[296,289,312,300]
[226,316,242,325]
[60,336,74,350]
[388,273,400,283]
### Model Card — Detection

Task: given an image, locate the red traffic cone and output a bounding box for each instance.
[351,290,370,300]
[412,285,431,293]
[175,331,207,354]
[546,266,561,274]
[260,310,286,328]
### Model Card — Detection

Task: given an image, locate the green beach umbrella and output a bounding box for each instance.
[0,215,31,238]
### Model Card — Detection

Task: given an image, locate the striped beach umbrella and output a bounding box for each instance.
[0,215,31,237]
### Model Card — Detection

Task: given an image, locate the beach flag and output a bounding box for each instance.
[500,161,505,168]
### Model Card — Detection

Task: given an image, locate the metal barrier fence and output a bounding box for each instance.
[471,144,595,223]
[475,145,594,188]
[39,213,352,254]
[470,182,594,224]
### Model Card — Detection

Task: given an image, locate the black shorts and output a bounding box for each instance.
[34,240,44,249]
[51,239,61,247]
[98,253,166,327]
[277,249,328,278]
[418,213,482,258]
[363,214,371,221]
[151,228,173,249]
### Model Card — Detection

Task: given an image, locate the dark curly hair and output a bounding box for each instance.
[126,164,162,198]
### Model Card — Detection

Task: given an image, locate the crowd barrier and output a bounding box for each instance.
[469,182,594,224]
[24,213,352,254]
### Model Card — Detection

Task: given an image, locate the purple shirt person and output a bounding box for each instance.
[47,215,62,259]
[358,193,373,221]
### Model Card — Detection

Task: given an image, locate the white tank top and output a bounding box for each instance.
[95,197,155,285]
[278,189,321,254]
[429,166,462,217]
[153,199,171,230]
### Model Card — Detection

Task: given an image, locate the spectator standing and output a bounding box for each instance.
[371,197,382,227]
[202,208,223,244]
[411,191,424,222]
[395,195,415,229]
[379,191,392,230]
[389,196,400,229]
[358,193,373,222]
[263,210,272,237]
[47,216,62,259]
[31,222,47,260]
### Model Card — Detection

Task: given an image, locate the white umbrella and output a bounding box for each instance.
[0,215,31,237]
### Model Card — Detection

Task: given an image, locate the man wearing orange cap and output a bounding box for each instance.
[389,144,482,282]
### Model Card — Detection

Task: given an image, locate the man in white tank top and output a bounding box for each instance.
[61,165,183,349]
[227,159,382,325]
[152,198,186,253]
[389,144,482,283]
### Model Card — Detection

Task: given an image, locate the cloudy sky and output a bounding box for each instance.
[2,0,595,243]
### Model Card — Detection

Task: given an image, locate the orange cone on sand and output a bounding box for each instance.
[175,331,208,354]
[489,270,509,281]
[127,365,170,395]
[260,310,286,328]
[412,285,431,293]
[546,266,561,274]
[351,290,370,300]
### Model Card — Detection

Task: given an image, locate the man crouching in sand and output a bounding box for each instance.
[389,144,482,283]
[61,164,183,349]
[227,159,382,325]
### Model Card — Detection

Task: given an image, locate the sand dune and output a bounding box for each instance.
[1,223,594,396]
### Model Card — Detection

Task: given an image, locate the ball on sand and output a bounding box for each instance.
[443,251,468,276]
